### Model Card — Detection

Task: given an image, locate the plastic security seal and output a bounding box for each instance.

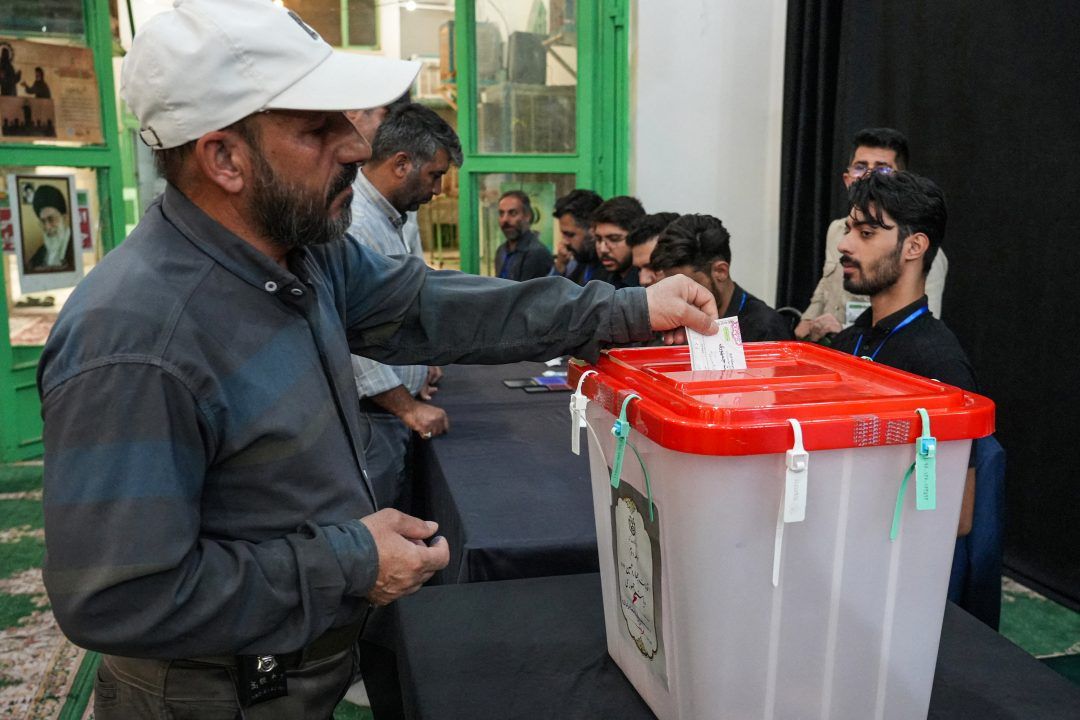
[784,418,809,523]
[773,418,809,587]
[569,369,597,455]
[609,394,655,522]
[914,408,937,511]
[890,408,938,541]
[609,394,638,492]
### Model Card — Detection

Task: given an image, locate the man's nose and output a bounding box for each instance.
[333,114,369,165]
[433,178,443,196]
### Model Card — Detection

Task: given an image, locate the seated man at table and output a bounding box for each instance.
[592,196,647,289]
[627,211,680,288]
[553,188,605,285]
[494,190,553,280]
[830,171,976,536]
[651,214,794,341]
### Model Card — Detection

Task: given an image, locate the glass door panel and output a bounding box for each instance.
[474,0,577,154]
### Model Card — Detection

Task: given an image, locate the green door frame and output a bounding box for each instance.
[0,0,125,462]
[454,0,629,275]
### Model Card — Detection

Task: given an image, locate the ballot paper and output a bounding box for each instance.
[687,317,747,371]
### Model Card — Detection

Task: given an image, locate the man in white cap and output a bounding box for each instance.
[37,1,718,716]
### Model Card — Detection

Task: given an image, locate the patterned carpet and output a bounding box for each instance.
[0,462,93,720]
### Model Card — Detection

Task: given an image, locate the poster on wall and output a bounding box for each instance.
[7,173,84,294]
[0,186,13,252]
[0,38,103,144]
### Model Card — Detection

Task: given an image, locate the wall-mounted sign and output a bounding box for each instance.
[0,38,103,145]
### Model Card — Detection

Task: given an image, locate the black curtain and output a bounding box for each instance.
[780,0,1080,609]
[777,0,843,311]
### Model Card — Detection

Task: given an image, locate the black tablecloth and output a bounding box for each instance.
[416,362,598,583]
[374,573,1080,720]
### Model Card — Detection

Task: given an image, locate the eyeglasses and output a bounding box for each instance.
[596,233,628,245]
[847,163,896,179]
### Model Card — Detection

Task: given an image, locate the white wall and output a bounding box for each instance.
[631,0,787,304]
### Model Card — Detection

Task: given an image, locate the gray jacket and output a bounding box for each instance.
[38,185,651,659]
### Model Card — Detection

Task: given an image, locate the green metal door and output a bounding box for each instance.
[453,0,629,275]
[0,0,125,461]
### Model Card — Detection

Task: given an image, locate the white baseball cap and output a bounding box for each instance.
[121,0,421,149]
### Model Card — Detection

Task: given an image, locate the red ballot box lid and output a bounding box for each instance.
[570,342,995,456]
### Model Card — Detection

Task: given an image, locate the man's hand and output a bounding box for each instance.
[795,318,813,340]
[644,275,720,345]
[808,314,842,341]
[418,366,442,401]
[370,385,449,437]
[361,510,450,605]
[402,402,449,438]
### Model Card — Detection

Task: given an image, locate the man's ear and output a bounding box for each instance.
[392,151,413,179]
[710,259,730,285]
[904,232,930,264]
[192,130,251,195]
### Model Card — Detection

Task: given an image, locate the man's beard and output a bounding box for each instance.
[842,243,903,295]
[248,152,358,251]
[394,168,429,213]
[600,251,631,274]
[569,237,595,263]
[42,223,72,266]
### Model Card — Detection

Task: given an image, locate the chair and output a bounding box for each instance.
[948,435,1006,629]
[775,306,803,334]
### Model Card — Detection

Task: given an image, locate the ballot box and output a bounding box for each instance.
[569,343,994,720]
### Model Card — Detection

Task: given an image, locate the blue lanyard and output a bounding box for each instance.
[736,291,747,314]
[852,306,929,360]
[582,264,594,283]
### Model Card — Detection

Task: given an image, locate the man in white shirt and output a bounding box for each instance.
[347,102,462,511]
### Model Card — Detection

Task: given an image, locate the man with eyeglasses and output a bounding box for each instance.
[592,195,646,289]
[795,128,949,341]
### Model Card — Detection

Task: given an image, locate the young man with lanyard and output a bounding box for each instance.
[831,171,977,536]
[651,214,794,341]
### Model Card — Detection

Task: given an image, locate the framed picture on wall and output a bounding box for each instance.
[7,173,83,294]
[0,38,104,145]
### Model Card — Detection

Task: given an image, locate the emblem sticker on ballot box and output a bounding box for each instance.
[611,481,666,686]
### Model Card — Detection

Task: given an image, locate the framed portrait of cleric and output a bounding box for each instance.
[7,173,84,294]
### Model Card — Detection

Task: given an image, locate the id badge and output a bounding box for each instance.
[237,654,288,707]
[845,300,871,327]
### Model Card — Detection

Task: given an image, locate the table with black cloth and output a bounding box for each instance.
[415,361,599,584]
[373,572,1080,720]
